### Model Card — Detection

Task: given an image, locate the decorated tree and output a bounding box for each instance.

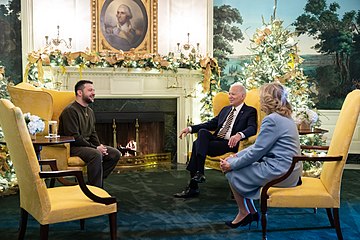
[0,64,17,196]
[235,8,325,171]
[238,18,316,114]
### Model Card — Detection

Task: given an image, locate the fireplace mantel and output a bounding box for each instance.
[58,67,204,163]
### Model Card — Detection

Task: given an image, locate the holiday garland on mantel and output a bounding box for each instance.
[24,49,221,122]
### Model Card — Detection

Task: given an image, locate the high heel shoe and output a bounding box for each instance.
[251,212,259,228]
[225,213,252,229]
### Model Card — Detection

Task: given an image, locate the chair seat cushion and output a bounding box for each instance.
[266,177,339,208]
[205,152,235,171]
[68,156,86,166]
[42,185,117,224]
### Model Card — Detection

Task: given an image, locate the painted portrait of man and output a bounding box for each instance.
[100,0,148,51]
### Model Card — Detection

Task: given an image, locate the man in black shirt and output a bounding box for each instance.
[58,80,120,188]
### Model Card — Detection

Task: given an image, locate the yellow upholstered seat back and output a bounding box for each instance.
[7,83,82,171]
[212,92,230,116]
[7,83,53,122]
[244,88,265,134]
[205,88,264,170]
[42,88,75,122]
[7,83,75,135]
[0,99,50,220]
[320,89,360,203]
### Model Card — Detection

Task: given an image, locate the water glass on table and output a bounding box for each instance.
[47,120,58,138]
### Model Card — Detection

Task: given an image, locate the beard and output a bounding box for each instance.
[83,95,94,104]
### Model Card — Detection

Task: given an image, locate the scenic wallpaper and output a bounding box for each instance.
[0,0,359,109]
[213,0,360,109]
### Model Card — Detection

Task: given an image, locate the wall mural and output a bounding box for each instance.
[0,0,22,84]
[214,0,360,109]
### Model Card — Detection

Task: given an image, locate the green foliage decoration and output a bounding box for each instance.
[0,63,17,195]
[235,17,325,171]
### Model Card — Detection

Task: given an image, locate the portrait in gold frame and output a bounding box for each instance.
[91,0,157,53]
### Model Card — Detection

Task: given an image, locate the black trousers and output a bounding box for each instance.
[70,145,121,188]
[186,129,238,175]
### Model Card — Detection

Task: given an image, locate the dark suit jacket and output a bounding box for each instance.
[191,104,257,140]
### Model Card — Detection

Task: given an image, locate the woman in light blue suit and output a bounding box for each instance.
[220,82,302,229]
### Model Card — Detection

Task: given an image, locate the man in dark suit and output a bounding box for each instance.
[174,83,257,198]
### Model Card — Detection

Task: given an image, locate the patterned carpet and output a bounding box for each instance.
[0,167,359,239]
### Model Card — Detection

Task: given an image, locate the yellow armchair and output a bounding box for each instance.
[260,89,360,240]
[0,99,117,239]
[7,82,85,170]
[205,89,265,170]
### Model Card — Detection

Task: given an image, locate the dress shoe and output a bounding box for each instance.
[251,212,259,228]
[191,171,206,183]
[225,213,252,229]
[173,187,200,198]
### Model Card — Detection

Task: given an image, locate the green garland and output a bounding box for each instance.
[25,50,221,121]
[0,64,17,195]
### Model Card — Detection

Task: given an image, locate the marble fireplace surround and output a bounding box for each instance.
[60,67,204,164]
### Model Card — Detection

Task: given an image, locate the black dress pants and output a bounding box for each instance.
[186,129,237,175]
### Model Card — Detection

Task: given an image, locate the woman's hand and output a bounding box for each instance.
[220,158,232,173]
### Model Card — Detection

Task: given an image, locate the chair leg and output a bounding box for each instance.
[109,212,117,240]
[326,208,335,227]
[261,211,268,240]
[333,208,343,240]
[18,208,28,240]
[40,224,49,240]
[80,219,85,230]
[260,197,268,240]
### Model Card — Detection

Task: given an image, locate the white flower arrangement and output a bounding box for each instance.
[294,108,319,125]
[23,113,45,135]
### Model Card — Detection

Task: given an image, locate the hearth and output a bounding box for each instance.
[91,98,177,164]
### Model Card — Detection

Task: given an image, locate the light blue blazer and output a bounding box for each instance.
[225,112,302,199]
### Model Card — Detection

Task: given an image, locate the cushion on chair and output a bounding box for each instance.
[44,185,116,224]
[67,156,86,167]
[266,177,338,208]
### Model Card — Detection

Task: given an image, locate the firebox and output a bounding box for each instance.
[90,98,177,165]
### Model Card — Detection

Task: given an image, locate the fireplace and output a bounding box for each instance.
[60,67,203,164]
[91,98,177,163]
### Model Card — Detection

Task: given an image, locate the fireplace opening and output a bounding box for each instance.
[91,98,177,166]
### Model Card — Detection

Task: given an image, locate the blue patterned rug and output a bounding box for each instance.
[0,168,359,239]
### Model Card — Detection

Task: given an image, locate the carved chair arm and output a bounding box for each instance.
[39,170,116,205]
[39,159,77,186]
[301,145,329,151]
[261,155,343,200]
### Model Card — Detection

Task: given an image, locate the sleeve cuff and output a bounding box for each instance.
[238,132,245,139]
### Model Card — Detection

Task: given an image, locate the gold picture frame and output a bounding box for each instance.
[91,0,158,53]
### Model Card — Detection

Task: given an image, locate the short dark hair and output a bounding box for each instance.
[74,80,93,95]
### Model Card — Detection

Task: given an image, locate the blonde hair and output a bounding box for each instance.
[260,82,292,117]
